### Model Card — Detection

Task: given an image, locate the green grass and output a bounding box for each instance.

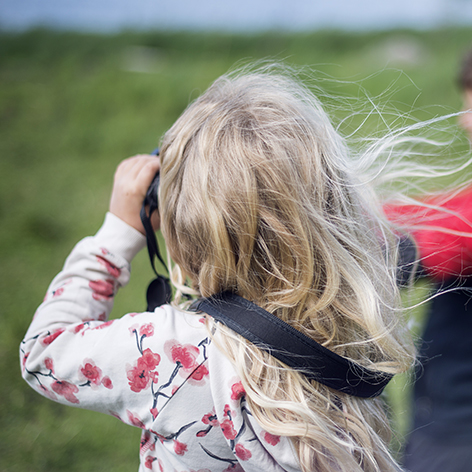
[1,27,472,471]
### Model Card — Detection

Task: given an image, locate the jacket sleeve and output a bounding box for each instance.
[19,213,155,421]
[384,188,472,282]
[20,213,211,435]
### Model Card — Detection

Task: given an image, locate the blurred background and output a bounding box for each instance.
[1,1,472,471]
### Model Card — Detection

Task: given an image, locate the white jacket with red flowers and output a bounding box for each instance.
[20,213,300,472]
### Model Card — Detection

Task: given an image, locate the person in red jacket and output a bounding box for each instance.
[386,48,472,472]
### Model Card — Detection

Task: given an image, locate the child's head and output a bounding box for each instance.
[158,66,413,472]
[160,69,347,298]
[160,67,392,308]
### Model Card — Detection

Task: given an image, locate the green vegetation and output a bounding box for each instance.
[1,27,471,471]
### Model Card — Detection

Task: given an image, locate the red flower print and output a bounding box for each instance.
[96,255,122,278]
[91,320,114,330]
[141,349,160,369]
[52,287,64,298]
[263,431,280,446]
[39,384,58,401]
[44,357,54,372]
[220,419,237,440]
[164,340,199,370]
[127,363,151,393]
[21,352,30,370]
[139,323,155,337]
[80,361,102,385]
[149,430,166,444]
[173,440,188,456]
[234,443,252,461]
[190,363,209,381]
[171,385,179,395]
[202,410,219,427]
[89,279,115,300]
[41,328,65,346]
[144,456,155,469]
[150,407,158,419]
[101,376,113,389]
[198,409,218,437]
[127,410,145,428]
[127,352,159,393]
[98,312,107,321]
[230,381,245,401]
[72,323,86,334]
[51,380,79,404]
[223,404,234,419]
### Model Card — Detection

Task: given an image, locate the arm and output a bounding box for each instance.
[20,213,147,409]
[19,155,175,426]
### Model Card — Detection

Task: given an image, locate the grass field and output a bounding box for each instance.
[1,27,472,471]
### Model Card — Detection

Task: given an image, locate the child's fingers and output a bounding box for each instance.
[134,157,161,190]
[116,154,159,182]
[114,155,160,198]
[109,154,161,234]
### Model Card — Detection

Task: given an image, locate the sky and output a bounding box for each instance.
[1,0,472,33]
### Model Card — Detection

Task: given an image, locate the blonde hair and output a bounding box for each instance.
[159,65,415,472]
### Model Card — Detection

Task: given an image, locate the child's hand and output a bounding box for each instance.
[109,155,161,234]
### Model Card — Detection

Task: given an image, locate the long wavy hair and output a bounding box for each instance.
[158,64,415,472]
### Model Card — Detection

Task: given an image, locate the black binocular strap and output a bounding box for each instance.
[140,204,168,277]
[190,291,393,398]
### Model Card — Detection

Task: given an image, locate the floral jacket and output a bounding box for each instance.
[20,213,300,472]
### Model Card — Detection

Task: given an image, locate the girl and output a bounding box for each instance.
[21,66,416,472]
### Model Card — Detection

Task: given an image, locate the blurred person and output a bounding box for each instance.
[388,48,472,472]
